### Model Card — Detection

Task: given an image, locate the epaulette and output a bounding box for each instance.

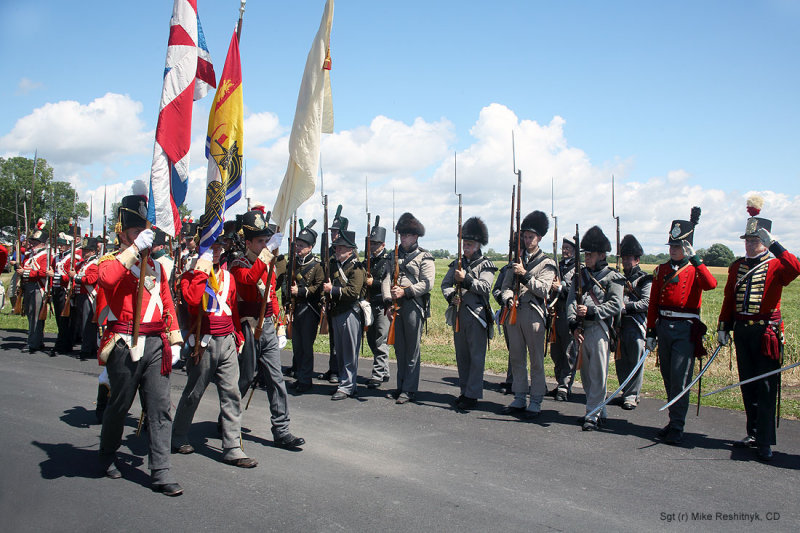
[483,259,497,271]
[98,251,119,264]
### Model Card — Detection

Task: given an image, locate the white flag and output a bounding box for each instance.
[271,0,334,230]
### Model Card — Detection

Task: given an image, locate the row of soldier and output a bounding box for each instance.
[8,187,798,496]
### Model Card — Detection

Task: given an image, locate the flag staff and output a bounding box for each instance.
[236,0,246,43]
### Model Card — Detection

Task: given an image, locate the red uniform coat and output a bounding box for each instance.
[181,261,244,347]
[718,244,800,329]
[22,247,50,289]
[229,249,279,319]
[97,246,180,340]
[646,258,718,331]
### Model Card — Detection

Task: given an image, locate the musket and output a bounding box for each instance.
[612,175,622,362]
[545,177,559,353]
[38,190,56,322]
[318,198,331,335]
[387,190,400,345]
[101,185,107,256]
[286,215,298,339]
[13,191,24,315]
[660,343,724,412]
[454,152,462,333]
[498,185,515,325]
[509,132,522,325]
[61,212,78,318]
[89,194,94,237]
[30,149,37,232]
[364,176,371,333]
[254,211,277,340]
[574,224,585,371]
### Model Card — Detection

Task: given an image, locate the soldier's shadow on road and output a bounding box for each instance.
[31,440,148,487]
[60,406,99,428]
[0,332,28,350]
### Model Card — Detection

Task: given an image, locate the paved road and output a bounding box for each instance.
[1,329,798,532]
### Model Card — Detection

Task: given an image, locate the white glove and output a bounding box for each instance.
[134,228,155,251]
[266,232,283,252]
[681,239,696,259]
[199,249,213,263]
[171,344,181,366]
[645,337,657,351]
[717,330,730,346]
[757,228,775,248]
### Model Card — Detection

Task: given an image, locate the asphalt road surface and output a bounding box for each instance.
[1,329,798,532]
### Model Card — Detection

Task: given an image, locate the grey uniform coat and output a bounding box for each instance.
[552,257,577,393]
[617,266,652,402]
[442,252,496,399]
[566,262,625,421]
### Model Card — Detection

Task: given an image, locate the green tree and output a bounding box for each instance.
[0,156,88,234]
[703,243,735,267]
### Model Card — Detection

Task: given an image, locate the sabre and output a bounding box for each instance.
[702,360,800,397]
[659,343,723,411]
[587,349,651,419]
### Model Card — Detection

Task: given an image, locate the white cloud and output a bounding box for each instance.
[17,77,43,94]
[0,93,151,172]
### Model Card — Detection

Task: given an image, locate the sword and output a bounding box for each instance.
[586,349,650,419]
[702,360,800,397]
[659,344,723,412]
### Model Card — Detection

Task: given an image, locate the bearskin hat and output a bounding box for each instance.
[396,212,425,236]
[520,210,548,237]
[461,216,488,245]
[619,234,643,258]
[581,225,611,253]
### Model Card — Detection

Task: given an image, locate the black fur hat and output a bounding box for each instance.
[396,212,425,237]
[619,234,643,257]
[520,210,548,237]
[581,225,611,253]
[461,216,488,245]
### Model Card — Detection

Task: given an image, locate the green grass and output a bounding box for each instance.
[4,260,799,418]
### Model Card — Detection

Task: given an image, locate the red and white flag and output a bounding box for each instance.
[147,0,216,237]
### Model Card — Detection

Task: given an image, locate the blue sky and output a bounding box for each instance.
[1,0,798,253]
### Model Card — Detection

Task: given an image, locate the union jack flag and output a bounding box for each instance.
[147,0,216,237]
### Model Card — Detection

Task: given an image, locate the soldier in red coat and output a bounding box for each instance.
[717,196,800,461]
[230,209,304,450]
[73,237,98,360]
[646,207,717,445]
[172,234,257,468]
[18,222,53,353]
[96,193,184,496]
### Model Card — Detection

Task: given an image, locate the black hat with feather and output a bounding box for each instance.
[461,216,488,246]
[667,206,701,246]
[581,225,612,253]
[520,210,548,237]
[619,234,643,258]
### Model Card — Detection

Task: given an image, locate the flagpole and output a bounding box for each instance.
[236,0,246,43]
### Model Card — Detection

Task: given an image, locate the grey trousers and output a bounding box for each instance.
[394,300,424,393]
[53,287,71,351]
[99,336,175,484]
[453,307,488,399]
[657,319,695,432]
[507,305,547,400]
[23,282,44,350]
[292,306,319,385]
[616,321,646,402]
[367,304,390,380]
[78,294,98,357]
[552,311,577,392]
[173,333,246,460]
[240,318,291,438]
[579,322,610,422]
[333,307,363,395]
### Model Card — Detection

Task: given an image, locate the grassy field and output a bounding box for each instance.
[3,259,799,418]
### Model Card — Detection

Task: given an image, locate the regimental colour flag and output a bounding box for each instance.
[271,0,334,231]
[198,30,243,254]
[148,0,216,238]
